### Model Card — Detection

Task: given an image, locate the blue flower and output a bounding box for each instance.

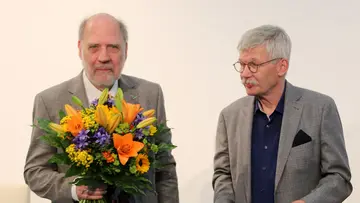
[105,98,115,107]
[90,98,99,107]
[134,128,144,140]
[133,113,145,125]
[73,129,90,150]
[94,127,110,147]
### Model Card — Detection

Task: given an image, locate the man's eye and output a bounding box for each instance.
[89,45,99,49]
[109,45,119,49]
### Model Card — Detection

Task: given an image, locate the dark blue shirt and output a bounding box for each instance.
[251,88,285,203]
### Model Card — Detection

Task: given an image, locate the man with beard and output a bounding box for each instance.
[24,13,179,203]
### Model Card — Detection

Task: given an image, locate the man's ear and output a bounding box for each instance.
[78,40,82,59]
[277,59,289,77]
[124,42,128,60]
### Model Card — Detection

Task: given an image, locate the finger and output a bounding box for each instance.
[84,194,104,200]
[88,188,106,195]
[80,193,103,200]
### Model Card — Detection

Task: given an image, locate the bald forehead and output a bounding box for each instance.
[86,13,118,26]
[79,13,127,43]
[84,15,119,33]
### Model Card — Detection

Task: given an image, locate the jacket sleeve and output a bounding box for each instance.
[154,85,179,203]
[212,111,235,203]
[24,94,76,202]
[301,97,352,203]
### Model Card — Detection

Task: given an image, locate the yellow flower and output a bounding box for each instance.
[65,144,93,168]
[82,108,95,116]
[76,151,94,168]
[60,116,71,125]
[66,144,76,160]
[95,104,110,127]
[62,123,68,133]
[82,115,97,130]
[135,154,150,174]
[149,125,157,136]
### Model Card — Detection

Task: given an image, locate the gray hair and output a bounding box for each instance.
[78,14,129,43]
[237,25,292,60]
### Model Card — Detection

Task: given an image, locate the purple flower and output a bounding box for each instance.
[94,127,110,146]
[90,98,99,107]
[134,128,144,140]
[73,130,90,150]
[133,113,145,125]
[90,97,114,107]
[132,113,151,141]
[104,98,114,107]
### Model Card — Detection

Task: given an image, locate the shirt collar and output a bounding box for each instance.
[82,70,118,105]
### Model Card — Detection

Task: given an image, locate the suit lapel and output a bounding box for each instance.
[67,71,89,108]
[236,96,254,203]
[274,82,303,191]
[119,75,138,104]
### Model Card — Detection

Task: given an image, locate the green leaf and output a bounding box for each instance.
[36,119,57,135]
[58,110,66,120]
[64,164,83,178]
[157,143,177,152]
[39,134,63,149]
[150,144,158,153]
[153,123,172,137]
[100,174,115,185]
[70,177,104,188]
[48,153,71,165]
[95,153,103,161]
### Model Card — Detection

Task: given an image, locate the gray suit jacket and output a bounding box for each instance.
[212,81,352,203]
[24,71,179,203]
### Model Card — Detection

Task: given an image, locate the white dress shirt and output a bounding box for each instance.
[82,70,118,104]
[71,70,118,201]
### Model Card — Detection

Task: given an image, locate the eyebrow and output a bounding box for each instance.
[240,58,260,63]
[87,43,121,48]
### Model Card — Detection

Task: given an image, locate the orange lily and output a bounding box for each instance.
[113,133,144,165]
[122,100,143,124]
[64,104,83,136]
[67,116,83,136]
[64,104,81,119]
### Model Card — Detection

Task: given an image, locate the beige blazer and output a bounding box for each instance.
[24,71,179,203]
[212,81,352,203]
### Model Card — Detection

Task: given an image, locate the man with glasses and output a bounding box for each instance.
[212,25,352,203]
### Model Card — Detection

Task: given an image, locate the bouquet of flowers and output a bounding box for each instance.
[33,88,176,203]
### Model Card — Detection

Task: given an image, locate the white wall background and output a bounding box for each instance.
[0,0,358,202]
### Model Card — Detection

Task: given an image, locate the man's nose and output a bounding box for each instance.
[98,48,110,63]
[240,65,252,77]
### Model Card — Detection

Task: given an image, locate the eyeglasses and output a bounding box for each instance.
[233,58,281,73]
